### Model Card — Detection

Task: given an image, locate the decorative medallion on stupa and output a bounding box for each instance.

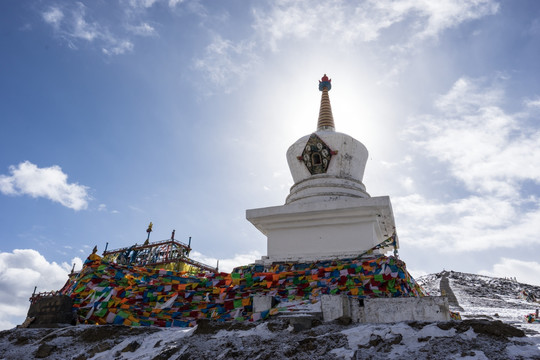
[247,74,398,264]
[299,134,335,175]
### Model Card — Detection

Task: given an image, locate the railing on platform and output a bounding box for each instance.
[29,291,60,304]
[103,238,191,255]
[102,239,218,273]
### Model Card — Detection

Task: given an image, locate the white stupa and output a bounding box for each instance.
[246,75,398,264]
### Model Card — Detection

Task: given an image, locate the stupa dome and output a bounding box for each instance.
[285,75,370,204]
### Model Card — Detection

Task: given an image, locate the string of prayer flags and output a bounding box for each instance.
[62,252,424,327]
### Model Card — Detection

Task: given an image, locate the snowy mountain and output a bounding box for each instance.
[1,271,539,359]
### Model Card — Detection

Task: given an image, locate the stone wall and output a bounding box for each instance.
[27,295,75,328]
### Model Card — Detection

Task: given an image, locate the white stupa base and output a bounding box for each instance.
[246,196,397,264]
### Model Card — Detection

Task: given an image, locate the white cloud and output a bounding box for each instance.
[407,77,540,198]
[251,0,498,51]
[71,3,99,41]
[403,0,499,41]
[479,258,540,286]
[97,203,119,213]
[193,34,259,92]
[394,76,540,253]
[400,176,414,192]
[190,250,262,273]
[0,250,80,330]
[127,22,157,36]
[524,97,540,108]
[102,39,134,55]
[128,0,159,9]
[42,7,64,28]
[393,194,540,252]
[41,3,133,56]
[194,0,497,89]
[0,161,90,211]
[168,0,185,7]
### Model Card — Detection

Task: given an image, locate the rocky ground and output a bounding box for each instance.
[1,271,540,359]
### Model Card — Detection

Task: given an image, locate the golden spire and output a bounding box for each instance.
[317,74,335,131]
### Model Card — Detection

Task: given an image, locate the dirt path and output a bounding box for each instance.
[440,274,464,311]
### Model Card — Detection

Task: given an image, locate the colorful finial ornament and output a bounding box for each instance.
[89,245,101,261]
[317,74,335,130]
[145,222,153,243]
[319,74,331,91]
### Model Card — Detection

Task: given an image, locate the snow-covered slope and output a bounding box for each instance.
[418,270,540,324]
[1,271,539,359]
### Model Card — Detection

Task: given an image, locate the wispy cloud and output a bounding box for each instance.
[42,6,64,28]
[102,39,134,55]
[0,249,81,330]
[168,0,185,8]
[0,161,90,211]
[127,22,157,36]
[251,0,498,50]
[479,258,540,286]
[40,2,136,55]
[70,3,99,41]
[395,76,540,252]
[127,0,159,9]
[524,97,540,109]
[407,77,540,197]
[39,0,208,56]
[193,0,498,90]
[97,203,119,213]
[193,34,259,93]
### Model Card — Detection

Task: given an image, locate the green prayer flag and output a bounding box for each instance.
[117,310,130,319]
[94,308,108,317]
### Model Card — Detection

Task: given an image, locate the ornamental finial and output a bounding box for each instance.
[319,74,332,91]
[317,74,335,130]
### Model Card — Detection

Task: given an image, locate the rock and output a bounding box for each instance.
[34,344,56,358]
[297,337,317,351]
[408,321,428,330]
[388,333,403,345]
[465,319,525,338]
[151,345,183,360]
[121,340,141,352]
[336,316,352,325]
[436,322,453,331]
[288,316,314,332]
[368,334,383,347]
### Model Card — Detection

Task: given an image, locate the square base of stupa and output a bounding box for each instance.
[246,196,397,264]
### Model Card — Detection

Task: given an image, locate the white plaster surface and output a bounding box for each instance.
[286,130,369,204]
[246,196,396,263]
[321,295,346,322]
[362,297,450,323]
[253,295,273,313]
[321,296,450,323]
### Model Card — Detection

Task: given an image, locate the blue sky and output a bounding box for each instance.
[1,0,540,329]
